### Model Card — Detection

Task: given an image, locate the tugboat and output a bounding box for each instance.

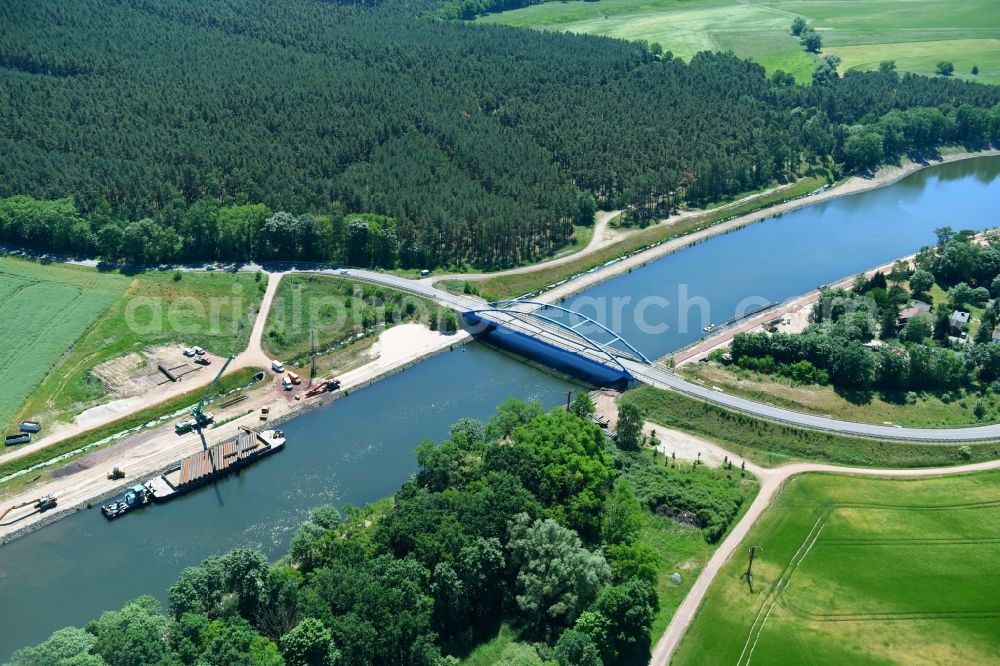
[101,484,150,520]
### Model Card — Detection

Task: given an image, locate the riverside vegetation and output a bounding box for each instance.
[709,228,1000,425]
[6,398,757,665]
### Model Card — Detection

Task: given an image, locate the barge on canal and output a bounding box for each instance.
[146,428,285,502]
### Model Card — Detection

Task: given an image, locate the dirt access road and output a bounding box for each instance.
[643,423,1000,665]
[589,394,1000,664]
[427,181,810,286]
[516,150,1000,307]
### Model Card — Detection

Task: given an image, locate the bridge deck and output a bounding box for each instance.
[470,309,642,371]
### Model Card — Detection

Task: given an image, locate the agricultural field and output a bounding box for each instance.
[673,471,1000,665]
[12,267,267,430]
[0,258,129,435]
[481,0,1000,84]
[263,274,452,370]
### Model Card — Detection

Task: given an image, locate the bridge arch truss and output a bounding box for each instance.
[463,299,651,375]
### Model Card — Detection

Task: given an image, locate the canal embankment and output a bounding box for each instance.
[535,149,1000,306]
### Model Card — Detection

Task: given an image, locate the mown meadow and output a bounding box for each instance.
[482,0,1000,84]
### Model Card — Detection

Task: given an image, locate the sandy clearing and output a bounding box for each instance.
[652,426,732,468]
[365,323,464,369]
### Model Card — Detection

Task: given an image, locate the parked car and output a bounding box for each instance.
[195,356,211,366]
[420,269,431,277]
[193,346,205,356]
[272,360,285,373]
[282,377,293,390]
[183,347,196,357]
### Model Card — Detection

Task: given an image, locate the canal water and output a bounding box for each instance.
[1,156,998,658]
[0,345,578,659]
[554,156,1000,360]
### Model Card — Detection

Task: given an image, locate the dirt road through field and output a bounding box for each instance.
[645,422,1000,665]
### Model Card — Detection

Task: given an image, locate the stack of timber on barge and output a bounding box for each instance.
[146,428,285,502]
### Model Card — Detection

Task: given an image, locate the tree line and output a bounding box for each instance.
[728,230,1000,399]
[2,0,1000,269]
[9,398,755,665]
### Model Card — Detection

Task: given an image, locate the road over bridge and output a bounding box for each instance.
[331,268,1000,443]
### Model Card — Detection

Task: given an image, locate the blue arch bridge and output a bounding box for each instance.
[461,300,651,388]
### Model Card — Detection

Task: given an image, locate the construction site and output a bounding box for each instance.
[0,315,460,543]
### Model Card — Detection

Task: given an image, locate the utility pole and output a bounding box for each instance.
[742,545,761,593]
[309,329,317,387]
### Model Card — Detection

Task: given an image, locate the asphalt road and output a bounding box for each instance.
[338,268,1000,444]
[623,360,1000,443]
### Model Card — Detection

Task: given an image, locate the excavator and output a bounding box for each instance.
[175,355,234,434]
[0,495,57,522]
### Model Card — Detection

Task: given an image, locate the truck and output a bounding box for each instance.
[282,377,293,391]
[272,360,285,373]
[287,371,301,385]
[35,495,57,511]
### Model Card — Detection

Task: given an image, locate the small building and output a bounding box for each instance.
[897,301,931,327]
[949,310,971,335]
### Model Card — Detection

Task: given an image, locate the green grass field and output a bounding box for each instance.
[481,0,1000,84]
[621,385,1000,467]
[0,258,129,434]
[683,362,999,428]
[673,471,1000,665]
[10,265,266,432]
[263,274,449,370]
